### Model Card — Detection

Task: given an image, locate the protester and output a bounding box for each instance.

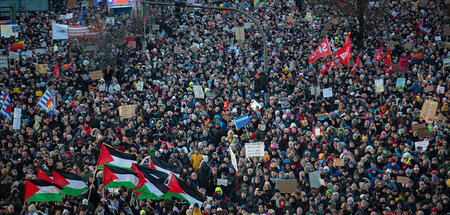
[0,0,449,215]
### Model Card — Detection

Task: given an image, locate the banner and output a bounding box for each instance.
[245,142,265,157]
[0,24,19,38]
[399,57,409,72]
[52,22,102,40]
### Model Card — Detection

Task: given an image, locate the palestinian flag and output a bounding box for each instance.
[38,168,53,182]
[131,164,169,200]
[25,179,62,202]
[53,170,88,197]
[97,144,137,169]
[103,165,139,189]
[149,156,180,177]
[158,173,205,205]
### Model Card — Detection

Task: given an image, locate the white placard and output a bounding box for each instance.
[391,11,398,17]
[136,81,144,91]
[14,108,22,117]
[415,141,429,152]
[217,178,228,186]
[20,67,26,72]
[66,13,73,19]
[13,108,22,130]
[60,15,66,20]
[314,127,321,136]
[106,17,115,24]
[193,85,204,99]
[437,86,445,94]
[229,147,238,171]
[435,36,441,41]
[21,50,32,58]
[243,23,252,29]
[245,142,265,158]
[375,79,385,92]
[323,88,333,98]
[9,52,19,60]
[34,49,46,54]
[13,118,21,130]
[0,56,8,68]
[250,100,261,111]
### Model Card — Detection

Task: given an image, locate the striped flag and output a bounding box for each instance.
[36,88,55,114]
[149,156,181,178]
[131,164,169,200]
[158,173,205,205]
[97,144,137,169]
[1,90,12,120]
[25,179,62,202]
[103,165,140,189]
[37,168,53,182]
[52,170,88,197]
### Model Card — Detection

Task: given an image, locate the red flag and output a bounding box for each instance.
[223,98,229,110]
[309,38,332,65]
[335,43,352,67]
[384,46,392,65]
[345,32,351,45]
[320,62,328,74]
[355,55,363,69]
[385,64,393,73]
[328,56,340,72]
[53,63,60,80]
[373,46,383,62]
[350,65,358,74]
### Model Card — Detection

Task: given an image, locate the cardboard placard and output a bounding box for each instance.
[397,176,410,185]
[393,64,400,72]
[89,70,103,80]
[286,16,293,23]
[118,105,136,119]
[330,18,339,25]
[334,158,345,167]
[420,100,438,123]
[193,85,204,99]
[404,43,413,50]
[412,124,431,139]
[276,179,299,193]
[67,0,77,7]
[36,64,49,74]
[424,85,434,93]
[88,85,99,92]
[245,142,265,158]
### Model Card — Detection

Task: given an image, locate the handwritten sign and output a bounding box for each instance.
[89,70,103,80]
[415,141,429,152]
[36,64,49,74]
[217,179,228,186]
[412,124,431,140]
[375,79,385,93]
[118,105,136,119]
[334,158,345,167]
[276,180,298,193]
[0,56,8,68]
[309,171,322,188]
[424,85,434,93]
[420,100,438,123]
[136,81,144,91]
[245,142,265,158]
[323,88,332,98]
[397,176,411,185]
[193,85,204,99]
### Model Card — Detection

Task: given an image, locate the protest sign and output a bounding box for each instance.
[13,88,19,93]
[397,176,411,185]
[243,23,252,29]
[309,171,322,188]
[420,100,438,123]
[305,12,312,20]
[415,141,429,152]
[136,81,144,91]
[193,85,204,99]
[276,180,298,193]
[206,93,216,99]
[245,142,265,158]
[235,114,250,129]
[412,124,431,139]
[334,158,345,167]
[13,108,22,130]
[323,88,332,98]
[9,52,19,60]
[106,17,115,24]
[36,91,43,96]
[52,22,102,40]
[395,78,406,90]
[375,79,385,92]
[36,64,49,74]
[286,16,293,23]
[229,148,238,171]
[250,100,261,111]
[235,27,245,41]
[118,105,136,119]
[21,50,32,58]
[217,179,228,186]
[34,49,46,55]
[128,41,136,49]
[424,85,434,93]
[89,70,103,80]
[437,86,445,94]
[0,56,8,68]
[399,57,409,71]
[67,0,77,7]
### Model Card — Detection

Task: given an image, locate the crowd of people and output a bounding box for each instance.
[0,0,449,214]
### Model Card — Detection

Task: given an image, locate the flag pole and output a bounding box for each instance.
[87,167,99,203]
